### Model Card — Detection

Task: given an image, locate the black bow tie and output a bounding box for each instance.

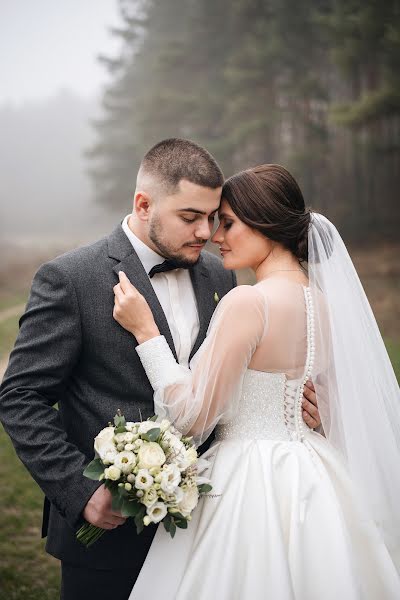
[148,260,188,278]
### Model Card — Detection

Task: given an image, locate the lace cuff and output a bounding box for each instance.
[136,336,188,390]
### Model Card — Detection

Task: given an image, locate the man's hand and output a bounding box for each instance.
[83,485,126,530]
[302,381,321,429]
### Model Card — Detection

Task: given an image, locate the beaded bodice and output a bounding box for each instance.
[215,287,314,443]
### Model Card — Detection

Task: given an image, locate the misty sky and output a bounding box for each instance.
[0,0,122,104]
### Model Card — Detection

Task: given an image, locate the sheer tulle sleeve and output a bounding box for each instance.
[136,285,268,446]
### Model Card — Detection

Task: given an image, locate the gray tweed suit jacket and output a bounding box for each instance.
[0,224,236,571]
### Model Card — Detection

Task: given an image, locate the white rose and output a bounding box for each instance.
[164,431,185,454]
[124,432,135,443]
[174,487,184,503]
[147,502,167,523]
[142,487,158,508]
[135,469,154,490]
[94,426,116,461]
[159,419,171,432]
[104,465,121,481]
[138,442,166,470]
[160,464,181,494]
[103,448,118,465]
[114,451,136,474]
[114,432,127,444]
[177,487,199,516]
[138,421,159,435]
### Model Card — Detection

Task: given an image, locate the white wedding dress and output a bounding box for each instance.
[129,279,400,599]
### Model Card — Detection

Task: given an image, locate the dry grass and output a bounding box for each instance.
[0,239,399,598]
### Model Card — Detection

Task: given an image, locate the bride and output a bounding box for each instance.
[113,164,400,599]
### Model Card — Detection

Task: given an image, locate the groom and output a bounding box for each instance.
[0,138,320,600]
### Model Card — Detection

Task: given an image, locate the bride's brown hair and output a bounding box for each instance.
[222,164,311,262]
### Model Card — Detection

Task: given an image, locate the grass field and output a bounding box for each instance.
[0,243,399,598]
[0,427,60,600]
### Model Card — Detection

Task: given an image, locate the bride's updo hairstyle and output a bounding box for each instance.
[222,164,311,262]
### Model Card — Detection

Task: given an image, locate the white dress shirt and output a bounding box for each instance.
[122,215,200,367]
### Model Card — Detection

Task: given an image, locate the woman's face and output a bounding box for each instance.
[211,198,272,270]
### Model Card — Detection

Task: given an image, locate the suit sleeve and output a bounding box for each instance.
[0,262,101,529]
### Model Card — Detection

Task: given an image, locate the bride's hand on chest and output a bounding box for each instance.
[113,271,160,343]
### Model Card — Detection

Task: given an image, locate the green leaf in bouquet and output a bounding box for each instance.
[198,483,212,494]
[169,520,177,538]
[163,514,171,531]
[111,494,124,512]
[171,512,188,528]
[115,426,127,434]
[114,411,126,428]
[104,479,117,491]
[121,499,142,518]
[83,458,104,480]
[149,415,158,422]
[134,505,146,534]
[141,428,161,442]
[117,485,129,498]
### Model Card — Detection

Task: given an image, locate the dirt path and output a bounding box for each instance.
[0,303,25,324]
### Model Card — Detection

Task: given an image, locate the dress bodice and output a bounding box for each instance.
[214,370,311,442]
[215,286,315,443]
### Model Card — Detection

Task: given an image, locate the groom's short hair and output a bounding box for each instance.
[139,138,224,194]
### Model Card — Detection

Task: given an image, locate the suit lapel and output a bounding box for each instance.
[108,225,178,361]
[189,256,217,360]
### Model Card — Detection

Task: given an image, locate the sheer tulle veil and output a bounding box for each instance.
[308,213,400,562]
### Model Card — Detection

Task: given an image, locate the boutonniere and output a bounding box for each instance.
[214,292,220,304]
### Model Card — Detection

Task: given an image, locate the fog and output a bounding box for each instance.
[0,1,124,247]
[0,90,114,244]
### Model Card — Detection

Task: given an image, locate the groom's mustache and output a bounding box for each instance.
[183,240,208,246]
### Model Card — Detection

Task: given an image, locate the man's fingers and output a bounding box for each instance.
[302,398,318,418]
[302,410,318,429]
[110,512,126,523]
[305,380,315,392]
[303,384,317,406]
[102,521,122,530]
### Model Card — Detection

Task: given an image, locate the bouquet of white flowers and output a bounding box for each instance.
[76,411,212,547]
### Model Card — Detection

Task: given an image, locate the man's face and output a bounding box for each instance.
[148,179,222,266]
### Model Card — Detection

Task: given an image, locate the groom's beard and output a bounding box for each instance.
[149,214,206,267]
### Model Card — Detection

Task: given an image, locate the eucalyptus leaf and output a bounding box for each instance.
[163,515,172,533]
[114,426,127,434]
[175,519,188,529]
[141,428,161,442]
[111,494,124,512]
[198,483,212,494]
[117,486,129,498]
[114,413,126,428]
[169,521,177,538]
[171,511,186,521]
[83,458,104,481]
[135,512,145,534]
[121,500,142,518]
[149,415,158,422]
